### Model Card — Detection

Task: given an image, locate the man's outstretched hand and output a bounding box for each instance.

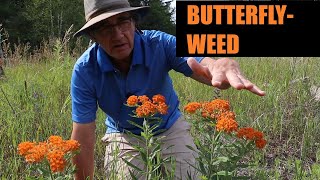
[187,57,266,96]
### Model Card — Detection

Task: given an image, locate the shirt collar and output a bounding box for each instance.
[96,31,144,73]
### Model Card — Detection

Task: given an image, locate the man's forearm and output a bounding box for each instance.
[189,57,215,86]
[73,139,95,180]
[71,122,96,180]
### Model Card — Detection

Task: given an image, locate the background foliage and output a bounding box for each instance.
[0,0,176,49]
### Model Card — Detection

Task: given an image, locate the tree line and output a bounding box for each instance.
[0,0,176,50]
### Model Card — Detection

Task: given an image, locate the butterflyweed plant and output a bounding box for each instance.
[124,94,176,180]
[184,99,267,180]
[17,135,80,179]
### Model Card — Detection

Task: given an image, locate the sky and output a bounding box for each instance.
[171,0,176,8]
[170,0,176,22]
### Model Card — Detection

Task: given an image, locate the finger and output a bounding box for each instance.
[248,85,266,96]
[225,70,245,90]
[210,73,224,87]
[187,58,212,79]
[237,74,254,89]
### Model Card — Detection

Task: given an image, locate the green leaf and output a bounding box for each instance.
[128,120,144,130]
[216,170,232,176]
[139,150,148,163]
[217,156,229,162]
[128,168,139,180]
[124,131,145,142]
[150,149,161,160]
[122,157,144,172]
[37,167,50,175]
[186,145,197,152]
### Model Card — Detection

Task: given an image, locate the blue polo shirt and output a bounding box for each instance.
[71,30,204,134]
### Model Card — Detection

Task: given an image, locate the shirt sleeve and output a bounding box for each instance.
[161,32,205,77]
[71,63,97,123]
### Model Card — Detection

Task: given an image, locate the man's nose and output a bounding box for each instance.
[112,26,124,38]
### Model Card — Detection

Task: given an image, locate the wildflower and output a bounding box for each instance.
[201,99,230,119]
[152,94,166,104]
[136,101,157,117]
[48,135,64,145]
[25,142,48,163]
[18,136,80,173]
[184,102,202,114]
[46,150,66,172]
[127,94,169,117]
[237,127,267,149]
[48,136,64,150]
[236,127,256,140]
[210,99,230,111]
[203,99,230,113]
[18,141,35,156]
[255,138,267,149]
[64,139,81,152]
[127,95,139,106]
[201,111,209,118]
[237,127,264,141]
[138,95,150,104]
[156,102,168,115]
[215,111,238,133]
[253,131,264,140]
[217,111,236,121]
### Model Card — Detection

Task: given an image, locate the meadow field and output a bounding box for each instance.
[0,41,320,179]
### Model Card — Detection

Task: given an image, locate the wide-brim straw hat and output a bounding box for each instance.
[74,0,149,37]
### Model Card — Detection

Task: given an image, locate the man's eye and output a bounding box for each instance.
[103,24,112,29]
[119,21,128,25]
[119,19,129,23]
[118,17,131,22]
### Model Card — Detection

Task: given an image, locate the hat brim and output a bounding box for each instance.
[74,6,149,37]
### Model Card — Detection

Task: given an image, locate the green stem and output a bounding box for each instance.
[47,161,54,180]
[50,172,54,180]
[144,118,151,179]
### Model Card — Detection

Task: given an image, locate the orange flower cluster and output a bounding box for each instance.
[18,136,80,173]
[202,99,230,119]
[184,99,230,119]
[184,98,267,149]
[183,102,202,114]
[184,99,237,133]
[237,127,267,149]
[126,94,168,118]
[127,95,139,106]
[216,111,238,133]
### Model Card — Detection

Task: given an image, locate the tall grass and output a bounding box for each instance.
[172,57,320,179]
[1,34,320,179]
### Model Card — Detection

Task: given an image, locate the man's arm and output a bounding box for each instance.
[157,31,264,96]
[188,57,266,96]
[71,121,96,180]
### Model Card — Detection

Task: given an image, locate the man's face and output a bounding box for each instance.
[90,12,135,61]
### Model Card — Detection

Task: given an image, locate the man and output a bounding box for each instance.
[71,0,265,179]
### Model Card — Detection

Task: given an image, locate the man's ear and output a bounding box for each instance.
[86,32,97,42]
[90,37,97,42]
